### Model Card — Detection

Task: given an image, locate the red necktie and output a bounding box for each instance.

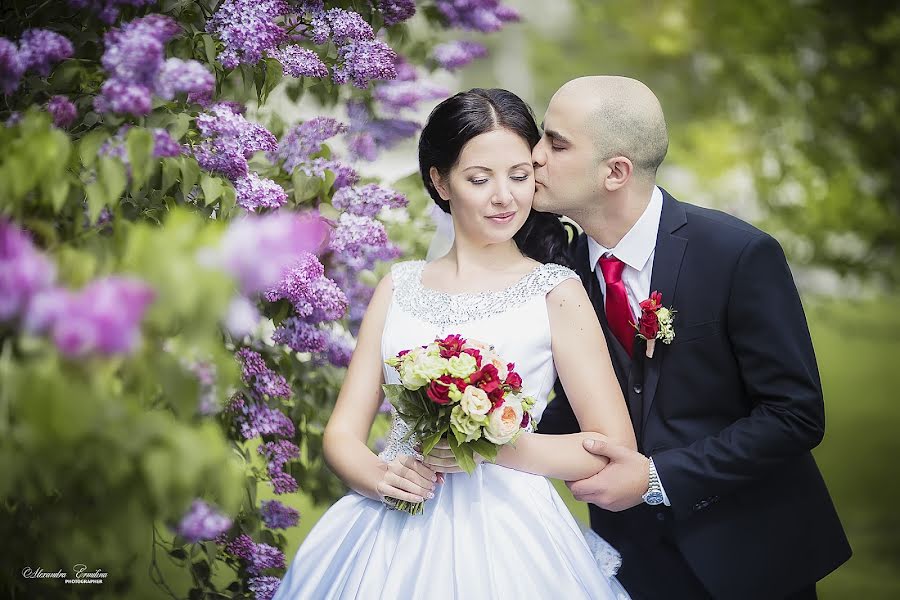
[598,255,635,357]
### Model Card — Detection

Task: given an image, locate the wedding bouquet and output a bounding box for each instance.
[382,334,536,514]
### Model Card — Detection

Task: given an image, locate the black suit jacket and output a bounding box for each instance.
[541,189,851,599]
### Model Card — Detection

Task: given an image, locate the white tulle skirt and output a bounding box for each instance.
[272,464,629,599]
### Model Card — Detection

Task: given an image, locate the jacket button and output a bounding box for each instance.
[633,383,643,394]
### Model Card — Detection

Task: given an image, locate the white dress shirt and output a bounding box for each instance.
[586,186,672,506]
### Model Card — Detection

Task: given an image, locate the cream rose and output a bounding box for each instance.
[459,385,492,418]
[484,397,524,445]
[450,405,482,442]
[411,352,448,382]
[447,353,477,378]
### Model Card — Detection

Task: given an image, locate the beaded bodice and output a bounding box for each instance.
[378,260,578,462]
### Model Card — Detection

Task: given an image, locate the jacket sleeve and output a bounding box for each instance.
[652,233,825,520]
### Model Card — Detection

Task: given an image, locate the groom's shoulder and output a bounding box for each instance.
[675,197,771,250]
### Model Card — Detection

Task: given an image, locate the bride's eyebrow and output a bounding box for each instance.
[462,162,531,172]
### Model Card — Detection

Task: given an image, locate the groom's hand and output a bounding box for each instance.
[567,439,649,512]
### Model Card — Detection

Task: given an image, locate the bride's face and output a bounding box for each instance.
[431,127,535,247]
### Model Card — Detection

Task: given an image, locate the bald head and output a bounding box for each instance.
[554,76,668,181]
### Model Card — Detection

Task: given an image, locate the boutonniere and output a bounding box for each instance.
[632,291,676,358]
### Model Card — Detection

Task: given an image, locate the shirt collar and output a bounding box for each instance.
[588,186,664,272]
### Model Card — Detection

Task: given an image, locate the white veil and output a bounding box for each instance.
[425,203,455,262]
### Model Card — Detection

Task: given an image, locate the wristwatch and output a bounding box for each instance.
[642,457,665,506]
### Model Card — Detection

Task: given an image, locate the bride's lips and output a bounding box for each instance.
[486,211,516,224]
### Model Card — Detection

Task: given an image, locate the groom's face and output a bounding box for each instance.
[532,96,598,216]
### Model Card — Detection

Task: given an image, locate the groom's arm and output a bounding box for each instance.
[652,232,825,520]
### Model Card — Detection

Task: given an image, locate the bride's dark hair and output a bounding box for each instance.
[418,88,573,268]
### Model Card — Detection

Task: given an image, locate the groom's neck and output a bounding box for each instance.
[578,184,654,248]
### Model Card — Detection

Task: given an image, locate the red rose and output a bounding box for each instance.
[452,376,468,394]
[426,375,453,405]
[638,310,660,339]
[397,349,410,358]
[470,363,501,395]
[437,334,466,358]
[504,371,522,390]
[639,291,663,312]
[462,348,483,368]
[490,394,505,411]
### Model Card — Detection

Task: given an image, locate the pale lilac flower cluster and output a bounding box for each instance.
[372,79,448,113]
[268,45,328,78]
[296,157,359,190]
[95,14,213,115]
[1,29,73,95]
[322,331,354,368]
[327,213,389,259]
[248,576,281,600]
[309,8,373,45]
[345,100,419,161]
[47,96,77,128]
[377,0,417,26]
[234,173,288,212]
[226,394,296,439]
[435,0,520,32]
[260,499,300,530]
[265,253,348,323]
[237,348,292,399]
[329,267,374,325]
[0,220,56,323]
[207,0,291,69]
[275,117,347,173]
[225,534,286,574]
[432,40,488,70]
[332,39,397,88]
[67,0,156,24]
[258,440,301,495]
[331,184,407,217]
[187,360,220,415]
[98,127,182,170]
[175,499,232,542]
[214,211,327,295]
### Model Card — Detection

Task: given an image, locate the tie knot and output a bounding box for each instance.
[598,255,626,284]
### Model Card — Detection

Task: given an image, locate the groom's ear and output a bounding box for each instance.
[602,156,633,192]
[430,167,451,201]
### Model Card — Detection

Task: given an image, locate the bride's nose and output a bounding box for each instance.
[491,183,514,206]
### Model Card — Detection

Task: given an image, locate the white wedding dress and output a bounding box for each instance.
[273,260,629,600]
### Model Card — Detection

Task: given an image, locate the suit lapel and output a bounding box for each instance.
[640,190,688,432]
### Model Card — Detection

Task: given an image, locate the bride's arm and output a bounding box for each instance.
[494,278,637,480]
[323,274,437,504]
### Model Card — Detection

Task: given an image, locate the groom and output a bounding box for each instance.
[535,76,851,600]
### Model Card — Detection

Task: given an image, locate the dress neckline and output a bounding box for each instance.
[416,260,545,298]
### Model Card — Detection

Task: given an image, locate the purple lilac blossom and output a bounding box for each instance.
[234,173,288,212]
[332,39,397,88]
[272,317,328,353]
[435,0,520,32]
[207,0,291,69]
[215,211,327,295]
[259,499,300,530]
[432,40,488,70]
[373,79,448,113]
[237,348,292,399]
[258,440,301,496]
[224,295,260,338]
[94,80,153,115]
[47,96,77,128]
[195,103,279,181]
[329,267,374,325]
[295,157,359,189]
[248,576,281,600]
[378,0,416,26]
[67,0,157,24]
[265,255,348,323]
[331,183,408,217]
[275,117,347,172]
[322,330,354,367]
[270,471,299,494]
[226,394,295,439]
[0,37,23,95]
[17,29,74,77]
[327,213,388,258]
[345,100,420,159]
[152,128,182,157]
[268,45,328,78]
[0,220,57,322]
[154,58,215,100]
[225,534,286,575]
[175,499,232,542]
[322,8,374,45]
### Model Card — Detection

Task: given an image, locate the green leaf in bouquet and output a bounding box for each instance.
[447,434,476,474]
[419,429,446,456]
[469,438,500,463]
[381,384,404,404]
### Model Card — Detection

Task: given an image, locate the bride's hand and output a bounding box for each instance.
[422,440,484,474]
[377,455,438,504]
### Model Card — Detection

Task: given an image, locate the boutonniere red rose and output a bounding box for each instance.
[632,291,676,358]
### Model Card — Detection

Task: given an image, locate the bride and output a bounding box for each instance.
[272,89,635,599]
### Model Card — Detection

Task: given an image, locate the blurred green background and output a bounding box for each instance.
[269,1,900,598]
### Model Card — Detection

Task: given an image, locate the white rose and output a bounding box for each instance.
[459,385,492,418]
[399,348,428,389]
[447,353,477,378]
[412,352,448,381]
[484,397,524,445]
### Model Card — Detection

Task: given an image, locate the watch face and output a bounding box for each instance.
[643,491,664,505]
